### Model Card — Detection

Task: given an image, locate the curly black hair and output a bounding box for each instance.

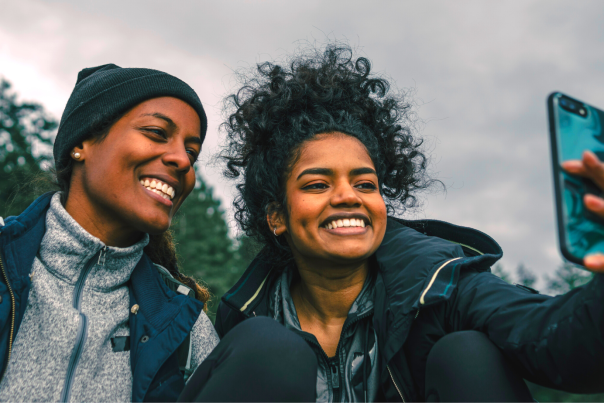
[221,44,436,263]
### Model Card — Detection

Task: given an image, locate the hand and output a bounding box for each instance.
[561,150,604,272]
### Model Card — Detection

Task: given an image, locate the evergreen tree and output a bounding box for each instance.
[0,79,56,217]
[544,262,594,295]
[171,178,252,320]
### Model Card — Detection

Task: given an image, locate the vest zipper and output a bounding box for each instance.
[59,248,103,402]
[387,365,406,403]
[0,252,15,381]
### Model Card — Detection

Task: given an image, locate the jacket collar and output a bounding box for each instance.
[221,216,503,322]
[0,191,201,336]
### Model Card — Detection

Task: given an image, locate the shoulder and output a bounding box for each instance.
[190,310,220,368]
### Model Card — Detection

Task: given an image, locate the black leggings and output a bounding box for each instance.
[178,317,317,402]
[425,331,533,402]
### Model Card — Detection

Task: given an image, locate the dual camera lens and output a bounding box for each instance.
[560,96,587,117]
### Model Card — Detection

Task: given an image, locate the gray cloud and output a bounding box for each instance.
[2,0,603,285]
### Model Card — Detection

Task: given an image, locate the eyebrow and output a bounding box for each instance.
[141,112,176,129]
[296,167,377,180]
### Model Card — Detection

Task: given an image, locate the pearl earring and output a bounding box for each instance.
[273,228,278,236]
[73,152,81,159]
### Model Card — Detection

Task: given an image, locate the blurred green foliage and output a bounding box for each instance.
[170,180,260,320]
[0,79,56,217]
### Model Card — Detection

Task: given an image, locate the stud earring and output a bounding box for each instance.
[73,152,81,159]
[273,228,278,236]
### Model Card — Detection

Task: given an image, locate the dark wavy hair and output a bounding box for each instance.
[221,44,436,264]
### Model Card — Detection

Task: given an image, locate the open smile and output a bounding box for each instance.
[140,177,177,207]
[320,214,371,235]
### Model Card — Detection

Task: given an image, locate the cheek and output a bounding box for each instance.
[174,170,197,212]
[371,197,388,230]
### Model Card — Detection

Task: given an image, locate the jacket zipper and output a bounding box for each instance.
[59,247,104,402]
[0,252,15,381]
[295,310,374,402]
[387,365,406,402]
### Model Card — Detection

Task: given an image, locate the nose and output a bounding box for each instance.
[162,142,191,174]
[330,181,362,207]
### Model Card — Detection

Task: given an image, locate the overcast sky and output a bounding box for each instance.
[2,0,603,285]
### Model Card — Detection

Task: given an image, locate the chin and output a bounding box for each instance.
[136,216,172,235]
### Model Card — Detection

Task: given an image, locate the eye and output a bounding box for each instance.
[356,181,378,191]
[186,149,199,165]
[142,127,168,139]
[302,182,329,190]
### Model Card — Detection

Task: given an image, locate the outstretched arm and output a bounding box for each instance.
[448,269,604,393]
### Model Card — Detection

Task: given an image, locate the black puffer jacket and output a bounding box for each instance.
[215,217,604,401]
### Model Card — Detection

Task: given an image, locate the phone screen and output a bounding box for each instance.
[549,92,604,264]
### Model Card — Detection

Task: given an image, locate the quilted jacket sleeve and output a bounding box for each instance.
[448,270,604,393]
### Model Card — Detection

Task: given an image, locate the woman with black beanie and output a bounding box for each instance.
[0,64,317,402]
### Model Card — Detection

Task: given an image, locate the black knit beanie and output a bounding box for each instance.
[53,63,208,170]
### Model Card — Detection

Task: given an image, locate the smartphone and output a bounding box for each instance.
[548,92,604,265]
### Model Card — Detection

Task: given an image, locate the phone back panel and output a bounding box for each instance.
[548,92,604,264]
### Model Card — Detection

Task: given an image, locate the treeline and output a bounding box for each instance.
[1,78,601,402]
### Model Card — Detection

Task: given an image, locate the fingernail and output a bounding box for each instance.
[585,195,604,209]
[561,161,582,170]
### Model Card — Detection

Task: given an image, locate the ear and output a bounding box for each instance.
[267,202,287,236]
[70,143,85,162]
[71,139,97,162]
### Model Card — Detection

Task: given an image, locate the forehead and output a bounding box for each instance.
[127,97,201,133]
[294,133,375,172]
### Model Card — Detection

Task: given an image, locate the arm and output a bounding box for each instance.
[448,270,604,393]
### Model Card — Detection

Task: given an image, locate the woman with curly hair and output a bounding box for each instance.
[215,45,604,402]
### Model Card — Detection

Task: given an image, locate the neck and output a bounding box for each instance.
[64,189,142,248]
[291,256,369,323]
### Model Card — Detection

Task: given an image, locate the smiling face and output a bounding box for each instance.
[272,133,388,266]
[66,96,202,246]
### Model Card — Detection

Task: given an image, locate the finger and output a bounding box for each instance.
[561,160,587,175]
[584,253,604,272]
[582,151,604,190]
[584,194,604,216]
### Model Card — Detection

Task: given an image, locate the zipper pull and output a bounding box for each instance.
[330,361,340,389]
[98,246,107,266]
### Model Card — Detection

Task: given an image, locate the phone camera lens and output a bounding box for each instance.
[560,99,568,106]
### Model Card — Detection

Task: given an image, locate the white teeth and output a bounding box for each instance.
[141,178,175,200]
[325,218,367,228]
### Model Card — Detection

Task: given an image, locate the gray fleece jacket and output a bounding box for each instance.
[0,193,219,402]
